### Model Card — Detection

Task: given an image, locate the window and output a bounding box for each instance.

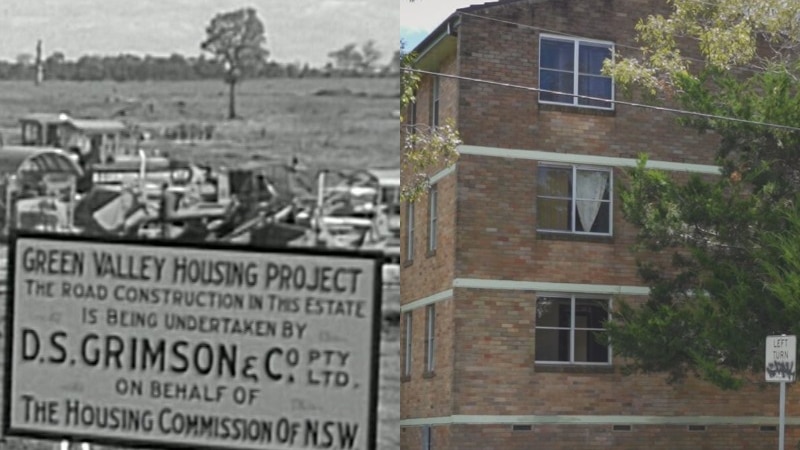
[430,76,440,127]
[537,164,612,235]
[428,184,438,252]
[539,35,614,109]
[422,425,432,450]
[535,295,610,364]
[410,97,418,134]
[405,202,415,262]
[425,304,435,373]
[403,311,412,378]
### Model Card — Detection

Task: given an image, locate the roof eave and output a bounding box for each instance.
[410,14,461,66]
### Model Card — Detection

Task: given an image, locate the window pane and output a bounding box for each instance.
[540,69,574,103]
[578,44,611,74]
[537,198,571,231]
[536,297,571,327]
[573,330,609,363]
[574,200,610,233]
[578,75,612,107]
[538,166,571,197]
[403,312,412,376]
[541,39,574,70]
[575,299,609,328]
[535,328,571,362]
[575,169,609,200]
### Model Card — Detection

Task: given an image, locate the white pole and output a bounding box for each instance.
[138,149,147,200]
[780,381,786,450]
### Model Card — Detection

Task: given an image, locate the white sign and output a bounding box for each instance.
[5,235,381,450]
[766,335,796,382]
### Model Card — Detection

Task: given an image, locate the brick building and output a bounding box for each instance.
[400,1,799,448]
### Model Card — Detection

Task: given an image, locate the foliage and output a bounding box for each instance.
[605,0,800,389]
[402,119,461,201]
[327,40,384,75]
[400,42,461,202]
[201,7,269,119]
[399,46,419,121]
[604,0,800,99]
[0,51,399,82]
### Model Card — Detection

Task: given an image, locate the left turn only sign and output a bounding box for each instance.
[766,335,797,382]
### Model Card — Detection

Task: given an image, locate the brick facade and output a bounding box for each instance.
[401,1,796,449]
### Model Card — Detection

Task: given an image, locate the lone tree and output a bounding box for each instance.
[201,7,268,119]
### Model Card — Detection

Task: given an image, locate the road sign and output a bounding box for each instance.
[766,335,796,382]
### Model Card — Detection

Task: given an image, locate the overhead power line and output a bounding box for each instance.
[403,67,800,133]
[456,11,772,76]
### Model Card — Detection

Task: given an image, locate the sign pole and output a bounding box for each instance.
[765,334,796,450]
[780,381,786,450]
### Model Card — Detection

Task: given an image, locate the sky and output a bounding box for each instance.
[401,0,482,51]
[0,0,398,67]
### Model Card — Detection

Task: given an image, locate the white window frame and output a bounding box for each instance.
[534,293,612,365]
[405,201,415,261]
[408,95,418,135]
[428,184,438,252]
[538,34,614,110]
[430,76,440,127]
[403,311,412,378]
[425,304,436,373]
[536,163,613,236]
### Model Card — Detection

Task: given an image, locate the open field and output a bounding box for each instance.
[0,77,400,449]
[0,78,400,172]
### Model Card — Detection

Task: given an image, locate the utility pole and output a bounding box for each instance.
[35,39,44,85]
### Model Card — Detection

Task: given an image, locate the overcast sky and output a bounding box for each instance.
[0,0,397,67]
[401,0,479,50]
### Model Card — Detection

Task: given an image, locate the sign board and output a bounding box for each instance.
[4,234,382,450]
[766,335,796,382]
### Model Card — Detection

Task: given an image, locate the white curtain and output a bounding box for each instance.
[575,171,608,232]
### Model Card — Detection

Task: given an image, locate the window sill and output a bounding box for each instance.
[423,371,436,379]
[426,249,437,259]
[535,363,614,374]
[537,231,614,244]
[403,259,414,268]
[401,375,411,383]
[538,102,615,117]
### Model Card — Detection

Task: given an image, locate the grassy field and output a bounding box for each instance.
[0,77,400,449]
[0,78,400,172]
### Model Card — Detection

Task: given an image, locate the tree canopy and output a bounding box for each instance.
[604,0,800,389]
[201,7,269,119]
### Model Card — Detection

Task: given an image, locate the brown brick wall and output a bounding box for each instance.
[400,424,452,450]
[402,424,799,450]
[400,169,457,303]
[450,288,797,417]
[410,53,458,137]
[456,0,720,163]
[401,297,455,419]
[443,424,799,450]
[455,154,653,282]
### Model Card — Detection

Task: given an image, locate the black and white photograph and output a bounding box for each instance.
[0,1,399,449]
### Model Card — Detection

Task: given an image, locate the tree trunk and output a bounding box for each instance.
[228,80,237,119]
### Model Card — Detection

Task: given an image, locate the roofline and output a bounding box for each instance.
[409,0,550,62]
[457,0,530,13]
[411,13,461,63]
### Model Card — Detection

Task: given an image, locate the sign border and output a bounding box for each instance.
[3,230,383,450]
[765,334,797,383]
